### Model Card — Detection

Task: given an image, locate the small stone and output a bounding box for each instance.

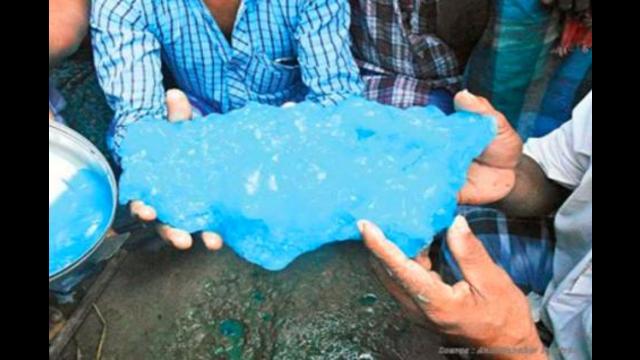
[359,293,378,306]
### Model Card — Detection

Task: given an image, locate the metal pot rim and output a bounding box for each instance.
[49,121,118,282]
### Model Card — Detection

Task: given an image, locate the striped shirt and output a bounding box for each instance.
[91,0,364,155]
[464,0,592,141]
[349,0,462,109]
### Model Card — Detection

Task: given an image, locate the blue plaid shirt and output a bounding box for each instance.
[91,0,363,155]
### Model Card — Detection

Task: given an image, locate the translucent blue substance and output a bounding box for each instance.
[118,98,495,270]
[49,168,113,277]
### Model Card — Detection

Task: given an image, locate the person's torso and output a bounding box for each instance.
[143,0,308,113]
[553,166,592,283]
[348,0,489,108]
[202,0,241,39]
[349,0,486,80]
[543,120,592,360]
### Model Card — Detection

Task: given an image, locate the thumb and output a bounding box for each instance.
[454,90,494,115]
[454,90,521,168]
[454,90,508,136]
[446,215,499,287]
[166,89,193,122]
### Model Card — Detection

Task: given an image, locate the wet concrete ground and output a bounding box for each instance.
[62,238,446,359]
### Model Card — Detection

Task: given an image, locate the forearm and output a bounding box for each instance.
[91,0,166,157]
[495,155,570,217]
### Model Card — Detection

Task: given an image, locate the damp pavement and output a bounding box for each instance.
[63,239,446,359]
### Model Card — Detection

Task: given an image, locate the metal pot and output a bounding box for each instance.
[49,121,118,284]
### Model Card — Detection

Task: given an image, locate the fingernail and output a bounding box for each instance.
[357,220,367,233]
[449,215,470,235]
[358,220,385,239]
[166,88,185,100]
[168,228,180,239]
[368,222,385,239]
[174,233,192,249]
[203,232,223,250]
[142,206,155,218]
[461,89,475,99]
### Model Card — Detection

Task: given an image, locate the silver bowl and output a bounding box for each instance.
[49,121,117,282]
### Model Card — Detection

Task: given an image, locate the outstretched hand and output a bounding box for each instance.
[129,89,223,251]
[359,218,546,358]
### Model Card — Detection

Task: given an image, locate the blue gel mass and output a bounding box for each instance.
[118,97,495,270]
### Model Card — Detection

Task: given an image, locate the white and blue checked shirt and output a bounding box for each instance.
[91,0,364,155]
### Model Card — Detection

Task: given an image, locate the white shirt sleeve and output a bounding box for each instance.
[582,303,592,358]
[523,91,592,189]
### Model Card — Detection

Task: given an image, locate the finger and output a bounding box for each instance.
[156,224,193,250]
[454,89,492,114]
[358,220,454,304]
[446,216,500,288]
[414,247,432,271]
[450,281,474,303]
[166,89,193,122]
[369,255,432,326]
[454,90,522,168]
[201,232,224,251]
[454,90,509,141]
[457,162,516,205]
[414,248,445,283]
[130,200,157,221]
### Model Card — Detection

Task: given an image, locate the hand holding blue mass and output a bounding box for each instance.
[117,97,496,270]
